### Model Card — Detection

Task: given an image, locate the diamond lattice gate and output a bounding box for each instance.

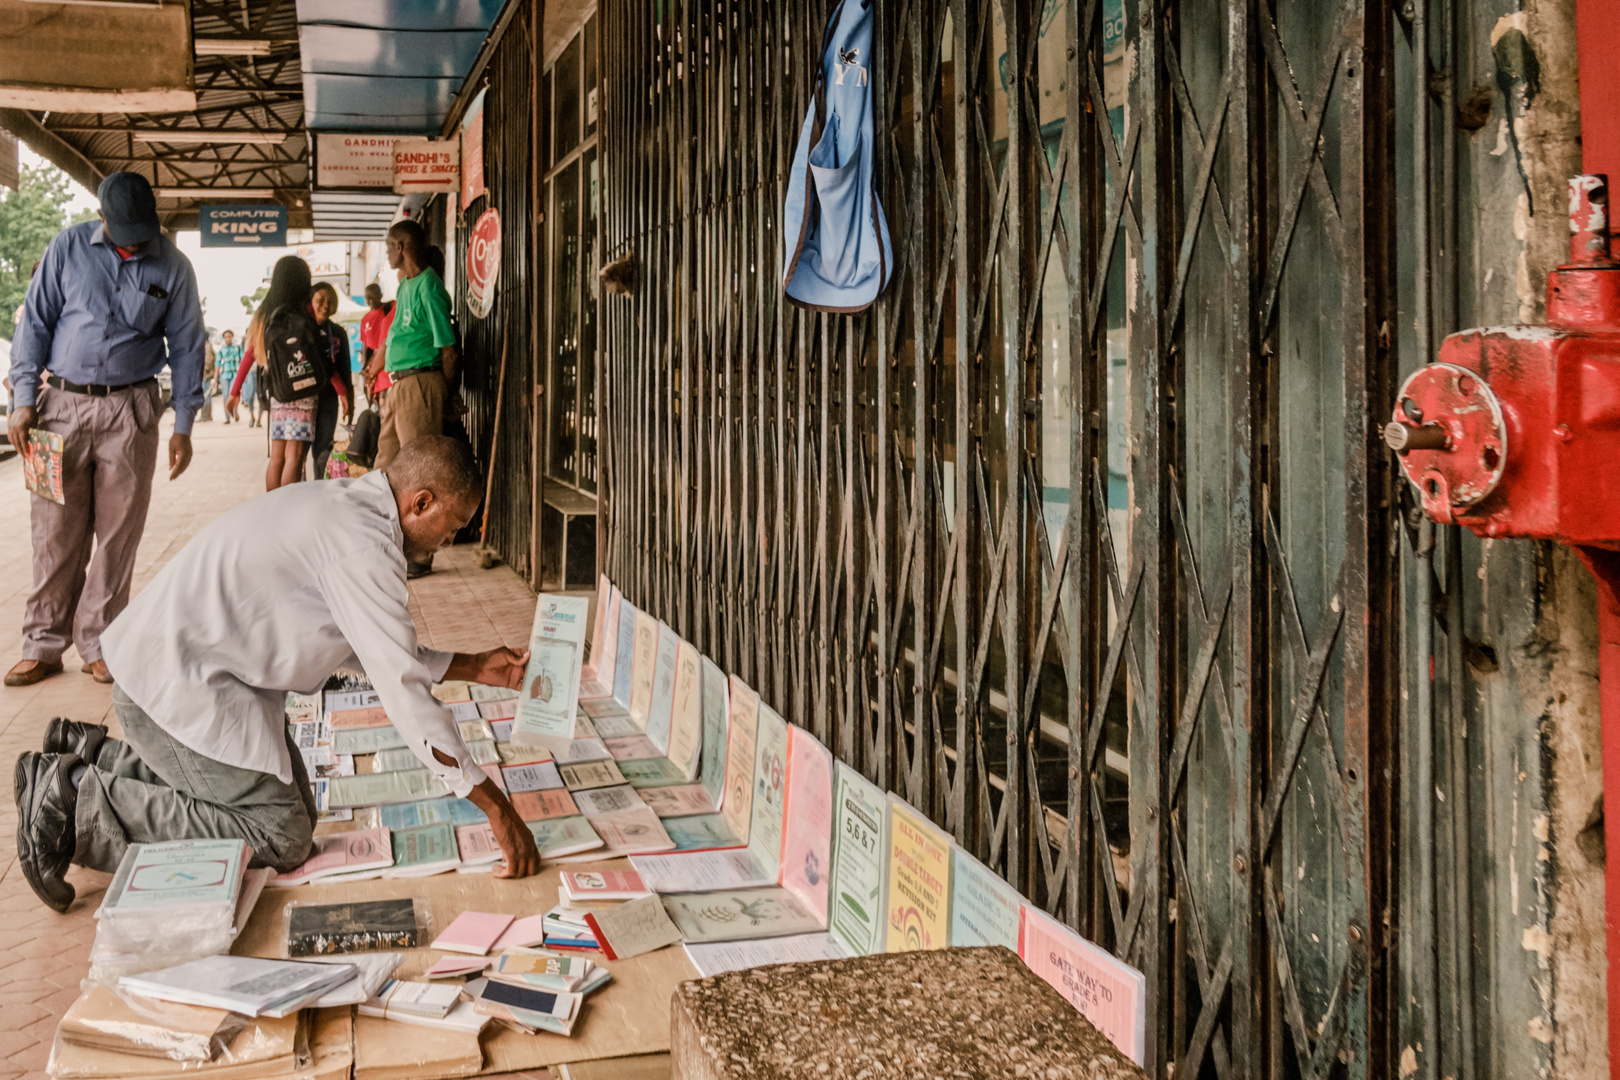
[596,1,1404,1078]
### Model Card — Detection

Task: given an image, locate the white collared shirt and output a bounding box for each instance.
[102,470,487,796]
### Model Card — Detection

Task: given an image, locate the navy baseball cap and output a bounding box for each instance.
[97,171,161,247]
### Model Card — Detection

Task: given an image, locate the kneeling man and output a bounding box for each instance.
[13,436,541,911]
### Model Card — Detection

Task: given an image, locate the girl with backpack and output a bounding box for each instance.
[229,257,330,490]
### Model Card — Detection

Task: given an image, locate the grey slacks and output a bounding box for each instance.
[74,687,318,875]
[22,382,161,666]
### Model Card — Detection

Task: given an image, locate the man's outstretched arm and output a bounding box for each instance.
[439,647,541,878]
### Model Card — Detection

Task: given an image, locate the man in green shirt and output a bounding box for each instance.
[367,220,457,476]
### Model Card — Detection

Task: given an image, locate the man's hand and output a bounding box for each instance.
[168,433,192,480]
[8,405,36,455]
[445,646,530,689]
[466,778,541,879]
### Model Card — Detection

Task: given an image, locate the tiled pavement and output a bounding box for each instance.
[0,414,541,1079]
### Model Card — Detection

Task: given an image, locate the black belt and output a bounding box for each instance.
[45,373,158,398]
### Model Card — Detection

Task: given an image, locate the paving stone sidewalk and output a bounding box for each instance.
[0,414,538,1079]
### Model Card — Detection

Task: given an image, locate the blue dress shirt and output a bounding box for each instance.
[9,220,207,436]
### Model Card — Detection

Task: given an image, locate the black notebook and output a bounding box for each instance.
[285,898,422,957]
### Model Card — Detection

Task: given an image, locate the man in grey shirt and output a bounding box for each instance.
[12,436,540,912]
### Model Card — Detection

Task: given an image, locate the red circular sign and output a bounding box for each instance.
[466,208,501,317]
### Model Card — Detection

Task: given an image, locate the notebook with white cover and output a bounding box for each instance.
[119,956,354,1017]
[102,839,248,914]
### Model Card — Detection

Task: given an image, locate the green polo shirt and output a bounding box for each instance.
[384,268,455,372]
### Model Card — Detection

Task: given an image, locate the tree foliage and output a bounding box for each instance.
[240,284,268,315]
[0,164,95,338]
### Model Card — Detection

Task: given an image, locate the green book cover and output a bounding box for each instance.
[828,762,887,955]
[389,821,457,871]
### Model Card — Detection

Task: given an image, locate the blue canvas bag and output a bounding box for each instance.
[782,0,893,313]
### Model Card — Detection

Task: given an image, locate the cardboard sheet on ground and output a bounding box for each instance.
[233,859,698,1075]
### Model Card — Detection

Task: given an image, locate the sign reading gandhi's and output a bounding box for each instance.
[199,204,286,247]
[315,134,397,189]
[392,139,459,194]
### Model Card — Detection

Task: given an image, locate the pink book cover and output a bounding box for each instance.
[456,823,502,865]
[425,956,489,979]
[1018,906,1147,1065]
[561,869,647,898]
[604,735,662,761]
[273,828,390,885]
[778,726,833,925]
[492,913,551,950]
[478,698,519,720]
[327,706,390,730]
[431,910,517,955]
[511,788,579,822]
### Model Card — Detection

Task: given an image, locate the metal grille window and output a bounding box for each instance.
[593,0,1557,1077]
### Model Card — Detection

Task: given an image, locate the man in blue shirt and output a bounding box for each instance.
[5,172,206,687]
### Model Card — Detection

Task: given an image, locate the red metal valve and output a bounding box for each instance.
[1391,174,1620,1076]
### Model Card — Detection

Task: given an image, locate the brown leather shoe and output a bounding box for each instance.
[80,660,113,685]
[5,659,63,687]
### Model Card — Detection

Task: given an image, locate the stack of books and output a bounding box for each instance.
[558,869,650,908]
[119,956,356,1018]
[485,947,611,995]
[540,906,598,951]
[91,840,267,983]
[462,976,583,1036]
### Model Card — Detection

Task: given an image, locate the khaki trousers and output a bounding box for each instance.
[23,382,161,666]
[75,687,317,874]
[374,368,447,470]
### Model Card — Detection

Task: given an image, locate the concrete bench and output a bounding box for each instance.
[670,945,1147,1079]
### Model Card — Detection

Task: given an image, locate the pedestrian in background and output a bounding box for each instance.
[232,257,326,491]
[198,334,217,422]
[4,171,205,687]
[217,328,242,425]
[363,220,456,577]
[310,282,353,480]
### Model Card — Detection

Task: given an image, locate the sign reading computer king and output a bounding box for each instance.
[200,205,287,248]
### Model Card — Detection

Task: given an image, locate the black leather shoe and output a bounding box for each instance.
[43,718,107,766]
[13,752,80,913]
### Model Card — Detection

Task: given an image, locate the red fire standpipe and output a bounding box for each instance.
[1387,173,1620,1071]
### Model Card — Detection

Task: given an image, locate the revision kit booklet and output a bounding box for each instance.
[121,956,355,1018]
[611,597,638,707]
[949,846,1023,950]
[643,622,681,753]
[697,657,730,808]
[512,593,592,753]
[103,839,247,914]
[778,726,833,926]
[1019,906,1148,1066]
[719,676,760,844]
[885,794,954,952]
[627,610,659,728]
[665,639,704,780]
[746,703,790,874]
[828,762,888,955]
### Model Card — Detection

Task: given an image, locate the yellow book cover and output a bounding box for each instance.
[884,795,953,952]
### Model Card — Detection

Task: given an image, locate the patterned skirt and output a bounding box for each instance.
[268,397,317,442]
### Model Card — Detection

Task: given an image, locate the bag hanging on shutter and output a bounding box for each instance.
[782,0,892,313]
[263,305,329,404]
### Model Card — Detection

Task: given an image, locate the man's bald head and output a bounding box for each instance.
[385,437,483,560]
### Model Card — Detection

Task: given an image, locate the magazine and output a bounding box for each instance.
[23,428,64,504]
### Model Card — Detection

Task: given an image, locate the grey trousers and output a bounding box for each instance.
[22,382,162,666]
[74,687,317,874]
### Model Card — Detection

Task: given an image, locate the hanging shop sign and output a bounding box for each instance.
[199,204,287,248]
[393,139,460,195]
[460,87,488,211]
[466,208,501,319]
[315,134,397,189]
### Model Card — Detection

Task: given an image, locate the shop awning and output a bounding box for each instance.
[296,0,509,134]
